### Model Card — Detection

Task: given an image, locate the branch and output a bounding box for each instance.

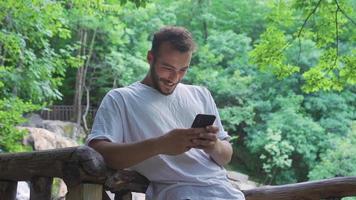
[0,45,5,66]
[297,36,302,65]
[335,0,356,26]
[297,0,323,38]
[81,29,97,133]
[82,86,90,132]
[297,0,323,64]
[335,3,339,65]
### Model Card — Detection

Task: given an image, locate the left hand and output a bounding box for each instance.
[192,125,219,154]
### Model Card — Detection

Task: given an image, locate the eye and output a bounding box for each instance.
[164,67,174,71]
[180,68,188,73]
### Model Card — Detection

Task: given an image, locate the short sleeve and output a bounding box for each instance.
[203,88,231,141]
[85,91,124,145]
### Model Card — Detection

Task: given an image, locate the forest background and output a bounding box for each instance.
[0,0,355,186]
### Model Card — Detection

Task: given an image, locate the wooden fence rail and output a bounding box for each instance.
[40,105,97,122]
[0,146,355,200]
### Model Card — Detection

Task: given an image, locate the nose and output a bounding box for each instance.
[167,70,181,83]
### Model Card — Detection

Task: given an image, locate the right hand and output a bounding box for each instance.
[157,128,204,155]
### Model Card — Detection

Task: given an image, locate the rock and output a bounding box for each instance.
[20,127,78,150]
[22,113,43,128]
[41,120,86,142]
[22,114,86,143]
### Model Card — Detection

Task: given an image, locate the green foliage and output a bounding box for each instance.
[0,98,39,152]
[250,26,300,79]
[0,0,77,152]
[119,0,149,7]
[339,50,356,85]
[0,0,355,188]
[220,105,255,133]
[266,0,296,28]
[309,122,356,179]
[246,91,327,183]
[303,90,355,136]
[302,49,343,92]
[250,0,356,92]
[59,0,172,104]
[259,129,294,184]
[0,0,73,102]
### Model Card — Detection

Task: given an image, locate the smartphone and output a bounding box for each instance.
[191,114,216,128]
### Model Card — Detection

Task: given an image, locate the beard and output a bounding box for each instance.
[150,63,180,95]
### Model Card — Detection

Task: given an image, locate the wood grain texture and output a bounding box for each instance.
[29,177,53,200]
[0,181,17,200]
[66,183,103,200]
[1,146,355,200]
[242,176,356,200]
[0,146,106,184]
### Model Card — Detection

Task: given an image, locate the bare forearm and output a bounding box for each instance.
[89,128,206,169]
[208,140,233,166]
[89,138,161,169]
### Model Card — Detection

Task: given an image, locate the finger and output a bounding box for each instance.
[206,125,219,133]
[194,145,205,149]
[187,128,207,137]
[192,127,208,133]
[188,139,197,146]
[193,139,215,146]
[194,144,213,149]
[199,133,217,141]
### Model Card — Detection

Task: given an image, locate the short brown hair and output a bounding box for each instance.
[151,26,196,56]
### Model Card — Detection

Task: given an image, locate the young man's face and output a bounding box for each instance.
[148,42,192,95]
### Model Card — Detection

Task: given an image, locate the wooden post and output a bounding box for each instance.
[66,183,103,200]
[0,181,17,200]
[30,177,53,200]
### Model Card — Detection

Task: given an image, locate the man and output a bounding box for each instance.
[87,26,245,200]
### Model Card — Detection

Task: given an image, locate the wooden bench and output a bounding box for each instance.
[0,146,355,200]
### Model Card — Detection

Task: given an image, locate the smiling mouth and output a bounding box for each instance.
[163,82,175,87]
[160,79,177,87]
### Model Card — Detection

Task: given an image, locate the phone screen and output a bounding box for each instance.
[191,114,216,128]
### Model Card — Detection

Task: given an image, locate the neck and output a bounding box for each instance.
[141,73,153,87]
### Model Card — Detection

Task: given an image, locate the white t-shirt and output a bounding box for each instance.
[87,82,245,200]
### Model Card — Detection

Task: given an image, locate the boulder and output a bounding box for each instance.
[22,113,86,143]
[41,120,85,143]
[20,127,78,150]
[22,114,43,128]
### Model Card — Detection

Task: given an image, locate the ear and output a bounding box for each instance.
[147,51,154,65]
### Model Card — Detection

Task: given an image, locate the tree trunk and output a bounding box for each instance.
[73,28,97,134]
[81,28,97,132]
[73,28,87,125]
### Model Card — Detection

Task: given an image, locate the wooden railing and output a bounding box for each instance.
[0,146,355,200]
[39,105,97,122]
